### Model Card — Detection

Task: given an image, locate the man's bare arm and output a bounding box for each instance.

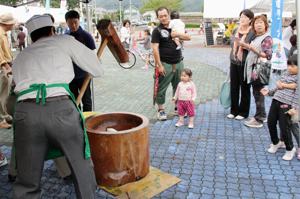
[152,43,166,75]
[152,43,162,67]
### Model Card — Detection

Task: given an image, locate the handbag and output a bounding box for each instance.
[250,59,271,85]
[219,75,231,109]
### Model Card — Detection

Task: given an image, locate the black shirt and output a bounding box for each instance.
[151,24,182,64]
[66,26,96,79]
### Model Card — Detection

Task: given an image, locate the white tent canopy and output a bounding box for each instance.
[250,0,296,14]
[203,0,260,18]
[204,0,295,19]
[0,5,67,23]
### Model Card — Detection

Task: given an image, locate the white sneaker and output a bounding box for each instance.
[227,114,235,119]
[175,121,184,127]
[279,141,286,148]
[188,124,194,129]
[0,156,8,167]
[282,147,296,161]
[267,142,281,154]
[262,118,267,123]
[269,141,286,149]
[244,118,263,128]
[157,110,167,121]
[176,45,181,50]
[235,115,245,120]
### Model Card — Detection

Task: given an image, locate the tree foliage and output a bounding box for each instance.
[141,0,182,13]
[41,0,60,8]
[0,0,21,6]
[66,0,79,10]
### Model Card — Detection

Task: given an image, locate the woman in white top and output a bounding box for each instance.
[283,19,296,56]
[120,19,131,49]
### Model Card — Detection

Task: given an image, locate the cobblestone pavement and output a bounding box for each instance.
[0,36,227,145]
[93,36,227,121]
[1,36,300,198]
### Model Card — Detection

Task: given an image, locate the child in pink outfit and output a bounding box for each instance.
[172,68,197,129]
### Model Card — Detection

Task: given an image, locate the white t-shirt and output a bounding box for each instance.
[282,26,294,50]
[169,19,185,34]
[13,35,103,100]
[21,25,28,36]
[120,26,130,43]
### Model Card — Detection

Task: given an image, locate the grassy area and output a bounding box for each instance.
[186,23,200,29]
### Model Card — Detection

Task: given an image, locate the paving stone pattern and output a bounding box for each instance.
[1,98,300,199]
[1,39,300,198]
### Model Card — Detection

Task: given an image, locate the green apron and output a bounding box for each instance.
[15,83,91,160]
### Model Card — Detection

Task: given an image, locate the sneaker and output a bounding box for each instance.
[0,156,8,167]
[267,142,282,154]
[227,114,235,119]
[244,118,263,128]
[176,46,181,50]
[297,148,300,160]
[157,110,167,121]
[188,124,194,129]
[279,141,286,148]
[175,121,184,127]
[282,147,296,161]
[262,118,267,123]
[269,141,286,149]
[235,115,245,120]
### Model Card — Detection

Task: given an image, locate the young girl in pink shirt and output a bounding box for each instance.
[173,68,197,129]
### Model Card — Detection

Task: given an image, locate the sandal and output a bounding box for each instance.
[0,120,12,129]
[4,115,13,124]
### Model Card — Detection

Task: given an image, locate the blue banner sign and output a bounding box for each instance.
[271,0,287,70]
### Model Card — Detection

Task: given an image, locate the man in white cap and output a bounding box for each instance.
[12,14,102,198]
[0,13,16,168]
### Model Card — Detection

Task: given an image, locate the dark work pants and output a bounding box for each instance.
[252,84,266,123]
[267,99,294,151]
[13,99,96,199]
[69,78,92,112]
[230,62,251,117]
